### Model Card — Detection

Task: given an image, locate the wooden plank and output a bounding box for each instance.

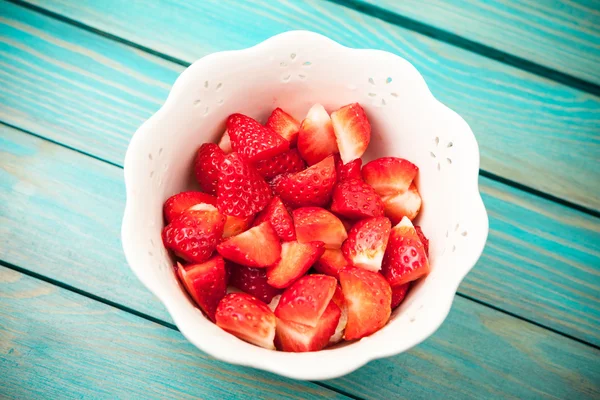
[7,0,600,211]
[2,266,599,399]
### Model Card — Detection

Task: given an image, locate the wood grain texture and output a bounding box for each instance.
[357,0,600,86]
[9,0,600,210]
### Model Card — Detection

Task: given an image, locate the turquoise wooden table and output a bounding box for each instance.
[1,0,599,398]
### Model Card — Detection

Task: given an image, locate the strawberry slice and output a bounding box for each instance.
[215,293,276,349]
[272,155,337,208]
[194,143,225,195]
[382,183,422,223]
[292,207,348,249]
[339,267,392,340]
[266,108,301,145]
[335,156,362,181]
[217,152,272,217]
[267,241,326,288]
[314,249,350,279]
[217,221,281,267]
[297,104,338,165]
[330,103,370,164]
[274,274,337,326]
[163,191,217,223]
[382,217,430,286]
[254,197,296,241]
[415,225,429,256]
[227,113,289,162]
[391,283,410,309]
[341,216,391,272]
[228,262,282,303]
[162,209,225,263]
[223,214,254,238]
[176,256,226,321]
[329,285,348,344]
[253,149,306,180]
[218,130,232,153]
[330,178,384,220]
[275,300,340,352]
[362,157,418,197]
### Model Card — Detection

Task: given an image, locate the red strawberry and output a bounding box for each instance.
[415,225,429,255]
[254,197,296,241]
[267,241,326,288]
[331,285,345,309]
[391,283,410,309]
[292,207,348,249]
[217,221,281,267]
[336,157,362,181]
[217,152,272,217]
[362,157,418,197]
[223,214,254,238]
[382,217,430,286]
[163,191,217,223]
[272,155,337,208]
[275,300,340,352]
[330,103,370,164]
[228,262,282,303]
[330,179,384,220]
[162,209,225,263]
[266,108,300,145]
[194,143,225,195]
[313,249,350,279]
[342,216,391,272]
[253,149,306,180]
[215,293,276,349]
[274,274,337,326]
[218,130,232,153]
[382,183,422,223]
[339,267,392,340]
[297,104,338,165]
[227,113,289,162]
[176,256,226,321]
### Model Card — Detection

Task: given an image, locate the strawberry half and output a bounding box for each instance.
[253,148,306,180]
[274,274,337,326]
[266,108,301,145]
[176,256,227,321]
[292,207,348,249]
[313,249,350,279]
[391,283,410,309]
[163,191,217,223]
[254,197,296,241]
[162,209,226,263]
[218,130,232,153]
[339,267,392,340]
[330,103,370,164]
[228,262,282,303]
[382,183,422,223]
[382,217,430,286]
[362,157,418,197]
[194,143,225,195]
[415,225,429,256]
[217,221,281,267]
[227,113,289,162]
[216,293,276,349]
[297,104,338,165]
[342,216,391,272]
[223,214,254,238]
[272,155,337,208]
[267,241,326,288]
[330,179,384,220]
[217,152,272,217]
[336,157,362,181]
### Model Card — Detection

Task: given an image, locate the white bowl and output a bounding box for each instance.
[122,31,488,380]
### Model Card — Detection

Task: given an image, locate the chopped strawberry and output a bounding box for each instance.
[382,183,422,223]
[330,179,384,220]
[272,155,337,208]
[227,113,289,162]
[382,217,430,286]
[336,157,362,181]
[215,293,276,349]
[329,286,348,344]
[223,214,254,238]
[415,226,429,256]
[274,274,337,326]
[297,104,338,165]
[339,267,392,340]
[266,108,300,145]
[313,249,350,279]
[330,103,370,164]
[254,197,296,241]
[331,285,345,309]
[217,152,272,217]
[228,262,282,303]
[194,143,225,195]
[162,209,225,263]
[361,157,418,197]
[176,256,227,321]
[217,221,281,267]
[275,300,340,352]
[391,283,410,309]
[163,191,217,223]
[218,130,232,153]
[341,216,391,272]
[267,241,326,288]
[253,149,306,180]
[292,207,348,249]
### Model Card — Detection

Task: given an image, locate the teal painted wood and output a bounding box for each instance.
[8,0,600,210]
[0,268,348,400]
[356,0,600,86]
